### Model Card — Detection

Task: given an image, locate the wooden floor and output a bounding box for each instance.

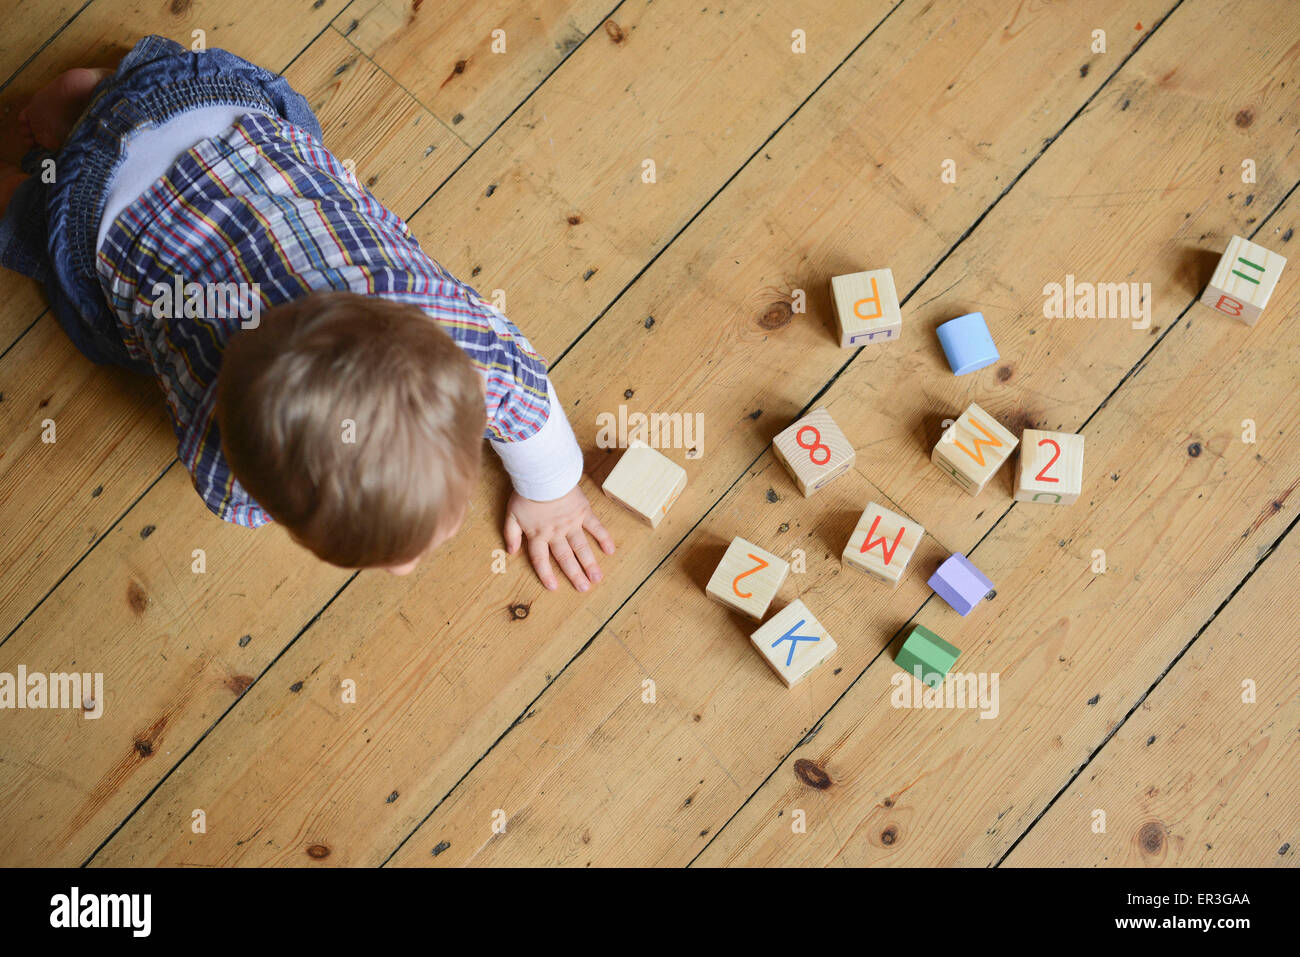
[0,0,1296,868]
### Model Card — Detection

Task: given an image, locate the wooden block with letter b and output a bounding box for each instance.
[841,501,924,587]
[772,408,855,497]
[705,537,790,620]
[830,268,901,347]
[1199,234,1287,326]
[1015,429,1084,505]
[750,599,837,687]
[932,403,1019,496]
[600,442,686,527]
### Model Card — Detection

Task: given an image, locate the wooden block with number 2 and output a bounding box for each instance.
[705,537,790,620]
[1015,429,1084,505]
[772,408,855,497]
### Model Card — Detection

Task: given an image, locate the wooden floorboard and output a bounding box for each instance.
[389,0,1300,866]
[0,0,1294,868]
[96,0,1185,867]
[1004,521,1300,867]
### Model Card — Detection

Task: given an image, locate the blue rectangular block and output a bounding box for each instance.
[928,552,994,616]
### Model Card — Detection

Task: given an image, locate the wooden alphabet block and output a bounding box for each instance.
[772,408,855,497]
[841,501,924,586]
[1015,429,1084,505]
[932,403,1019,496]
[705,537,790,620]
[894,624,960,688]
[830,268,901,348]
[1200,234,1287,326]
[750,599,837,687]
[600,442,687,528]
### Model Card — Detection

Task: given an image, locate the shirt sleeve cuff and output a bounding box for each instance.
[490,378,585,501]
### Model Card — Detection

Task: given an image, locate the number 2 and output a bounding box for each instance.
[733,553,769,598]
[1035,438,1061,483]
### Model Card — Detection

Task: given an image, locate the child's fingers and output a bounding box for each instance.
[504,512,523,554]
[527,537,558,590]
[567,531,602,585]
[550,538,590,592]
[583,512,616,554]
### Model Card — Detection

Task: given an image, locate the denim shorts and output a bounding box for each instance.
[0,35,321,370]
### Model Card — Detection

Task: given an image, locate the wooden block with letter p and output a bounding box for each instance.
[932,403,1018,496]
[750,599,837,687]
[1199,234,1287,326]
[830,268,901,347]
[1015,429,1084,505]
[705,537,790,620]
[600,442,686,527]
[772,408,855,497]
[841,501,924,587]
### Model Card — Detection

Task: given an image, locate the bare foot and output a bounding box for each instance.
[17,67,112,152]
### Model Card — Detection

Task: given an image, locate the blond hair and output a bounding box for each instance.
[216,291,485,567]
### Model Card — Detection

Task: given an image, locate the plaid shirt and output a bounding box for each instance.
[96,113,550,527]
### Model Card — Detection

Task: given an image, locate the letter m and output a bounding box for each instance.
[859,514,905,565]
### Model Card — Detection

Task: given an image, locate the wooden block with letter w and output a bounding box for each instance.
[932,403,1018,496]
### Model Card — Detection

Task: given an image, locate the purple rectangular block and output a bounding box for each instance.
[928,553,994,616]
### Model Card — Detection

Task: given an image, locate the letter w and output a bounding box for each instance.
[954,417,1002,465]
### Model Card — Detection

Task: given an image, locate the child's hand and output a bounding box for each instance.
[504,487,615,592]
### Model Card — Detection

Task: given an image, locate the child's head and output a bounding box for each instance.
[216,291,486,573]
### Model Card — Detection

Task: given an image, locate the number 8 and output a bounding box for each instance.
[796,426,831,466]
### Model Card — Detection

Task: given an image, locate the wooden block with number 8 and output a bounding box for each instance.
[841,502,924,587]
[931,403,1018,496]
[705,537,790,620]
[772,408,855,497]
[1199,234,1286,326]
[830,268,901,347]
[1015,429,1084,505]
[750,599,837,687]
[601,442,687,527]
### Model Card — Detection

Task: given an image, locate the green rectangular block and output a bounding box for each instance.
[895,625,961,688]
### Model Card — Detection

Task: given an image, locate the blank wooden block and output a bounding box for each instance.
[830,268,901,348]
[932,403,1019,496]
[1015,429,1084,505]
[841,501,924,587]
[772,408,855,497]
[750,599,837,687]
[894,624,960,688]
[705,537,790,620]
[1199,234,1287,326]
[601,442,687,528]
